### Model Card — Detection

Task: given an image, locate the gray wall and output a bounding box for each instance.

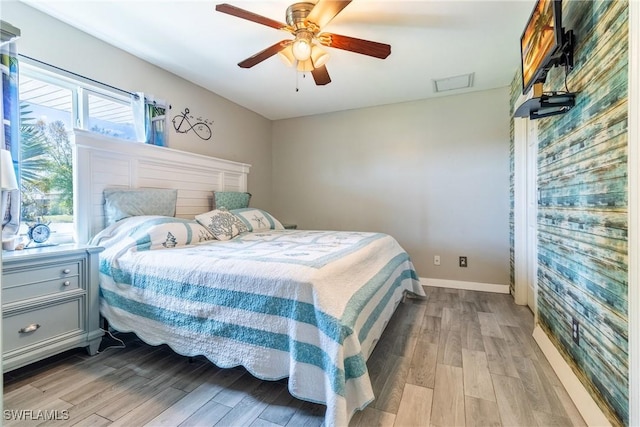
[272,88,511,284]
[3,2,273,210]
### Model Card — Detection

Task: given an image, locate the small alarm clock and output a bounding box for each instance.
[28,222,51,244]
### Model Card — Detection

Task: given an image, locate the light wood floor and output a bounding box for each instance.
[3,287,586,426]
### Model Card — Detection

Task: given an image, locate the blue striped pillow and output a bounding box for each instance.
[231,208,284,232]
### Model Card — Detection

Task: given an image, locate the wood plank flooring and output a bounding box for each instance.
[3,287,586,426]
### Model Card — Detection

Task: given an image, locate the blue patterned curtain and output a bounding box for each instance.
[147,99,167,147]
[131,93,168,146]
[1,32,21,238]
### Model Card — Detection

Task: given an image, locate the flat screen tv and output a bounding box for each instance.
[520,0,563,95]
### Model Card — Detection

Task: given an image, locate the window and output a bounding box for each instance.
[85,90,136,140]
[18,64,138,243]
[19,73,74,243]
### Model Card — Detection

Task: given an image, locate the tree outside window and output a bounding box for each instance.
[19,76,74,243]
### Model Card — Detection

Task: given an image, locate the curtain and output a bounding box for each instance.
[147,99,167,147]
[1,34,20,239]
[131,92,168,146]
[131,92,146,143]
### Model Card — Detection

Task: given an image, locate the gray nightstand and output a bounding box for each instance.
[2,244,104,372]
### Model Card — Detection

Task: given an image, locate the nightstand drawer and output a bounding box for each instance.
[3,261,80,286]
[3,298,84,353]
[3,276,81,304]
[2,261,81,302]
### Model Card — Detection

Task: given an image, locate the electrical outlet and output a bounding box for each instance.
[434,255,441,266]
[459,256,467,267]
[572,318,580,345]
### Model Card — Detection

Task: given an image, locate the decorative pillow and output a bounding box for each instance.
[104,188,178,226]
[230,208,284,232]
[213,191,252,210]
[195,209,248,241]
[135,218,215,251]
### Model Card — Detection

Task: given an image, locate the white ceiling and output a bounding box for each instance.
[21,0,535,120]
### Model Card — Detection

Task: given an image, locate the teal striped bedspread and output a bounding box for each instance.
[91,216,425,426]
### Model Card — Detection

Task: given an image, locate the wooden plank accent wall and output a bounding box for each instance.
[511,1,629,425]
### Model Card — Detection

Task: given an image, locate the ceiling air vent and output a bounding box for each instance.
[433,73,474,93]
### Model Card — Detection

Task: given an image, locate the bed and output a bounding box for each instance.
[75,133,425,426]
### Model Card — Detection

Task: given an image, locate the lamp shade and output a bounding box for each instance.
[310,45,329,68]
[1,149,18,191]
[296,59,314,72]
[278,45,296,67]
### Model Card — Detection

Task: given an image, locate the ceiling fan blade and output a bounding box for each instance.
[311,65,331,85]
[216,3,289,30]
[306,0,352,28]
[238,40,290,68]
[320,33,391,59]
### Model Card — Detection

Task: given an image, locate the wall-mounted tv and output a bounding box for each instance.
[520,0,563,94]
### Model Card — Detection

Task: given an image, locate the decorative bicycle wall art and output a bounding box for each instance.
[172,107,214,141]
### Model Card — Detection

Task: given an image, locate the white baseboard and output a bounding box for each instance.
[420,277,510,294]
[532,326,611,427]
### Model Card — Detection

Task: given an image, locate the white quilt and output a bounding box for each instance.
[92,216,425,426]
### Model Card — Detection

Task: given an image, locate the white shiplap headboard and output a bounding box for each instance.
[74,130,251,243]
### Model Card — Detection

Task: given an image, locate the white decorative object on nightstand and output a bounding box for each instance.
[1,244,104,372]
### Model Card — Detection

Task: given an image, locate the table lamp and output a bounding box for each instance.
[1,148,18,249]
[1,149,18,191]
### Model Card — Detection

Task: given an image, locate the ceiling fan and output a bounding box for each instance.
[215,1,391,86]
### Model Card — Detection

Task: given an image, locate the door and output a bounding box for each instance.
[513,112,538,315]
[526,120,538,314]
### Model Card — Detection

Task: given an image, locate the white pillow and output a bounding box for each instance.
[142,220,215,249]
[91,216,214,253]
[230,208,284,232]
[195,209,248,241]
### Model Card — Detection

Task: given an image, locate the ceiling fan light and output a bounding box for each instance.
[292,39,311,61]
[310,45,329,68]
[278,45,295,67]
[296,59,314,72]
[292,32,313,61]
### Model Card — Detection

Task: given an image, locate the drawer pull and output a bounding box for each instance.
[63,281,71,286]
[62,269,71,274]
[19,324,41,334]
